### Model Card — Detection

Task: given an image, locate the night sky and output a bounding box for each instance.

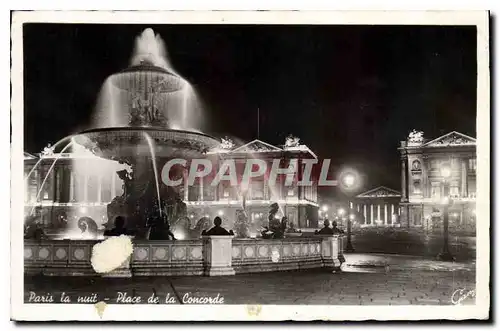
[23,24,477,196]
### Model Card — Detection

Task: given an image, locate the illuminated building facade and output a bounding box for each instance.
[24,138,319,236]
[352,186,401,226]
[399,131,477,233]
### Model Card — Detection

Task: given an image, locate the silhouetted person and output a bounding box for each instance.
[104,216,133,236]
[331,220,344,234]
[148,214,176,240]
[202,217,234,236]
[24,207,47,240]
[315,219,334,235]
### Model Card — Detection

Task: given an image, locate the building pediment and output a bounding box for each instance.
[422,131,476,148]
[24,152,37,159]
[230,139,282,153]
[356,186,401,198]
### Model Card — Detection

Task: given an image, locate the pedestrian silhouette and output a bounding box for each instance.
[202,217,234,236]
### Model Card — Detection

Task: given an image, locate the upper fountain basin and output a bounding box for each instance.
[110,60,185,93]
[72,127,220,160]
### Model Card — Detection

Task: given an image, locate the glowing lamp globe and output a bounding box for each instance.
[343,174,355,187]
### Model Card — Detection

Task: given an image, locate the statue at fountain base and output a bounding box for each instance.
[106,159,188,239]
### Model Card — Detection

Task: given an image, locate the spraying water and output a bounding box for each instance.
[130,28,172,71]
[93,28,206,132]
[143,132,162,217]
[93,78,126,128]
[29,141,74,215]
[24,136,74,181]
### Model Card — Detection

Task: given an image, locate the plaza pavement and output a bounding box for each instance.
[24,253,476,305]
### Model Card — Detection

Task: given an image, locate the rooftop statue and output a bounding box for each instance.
[284,134,300,148]
[41,143,54,156]
[407,130,424,146]
[220,137,235,150]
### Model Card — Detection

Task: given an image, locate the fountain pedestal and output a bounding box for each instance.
[203,235,235,276]
[319,235,343,272]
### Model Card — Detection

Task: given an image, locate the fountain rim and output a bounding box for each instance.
[76,126,220,141]
[49,127,221,153]
[116,62,180,78]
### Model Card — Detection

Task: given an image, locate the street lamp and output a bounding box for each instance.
[341,172,358,253]
[321,205,329,213]
[437,165,455,261]
[343,174,355,188]
[345,211,355,253]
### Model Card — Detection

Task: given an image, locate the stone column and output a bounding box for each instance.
[391,204,395,223]
[370,204,374,225]
[111,172,116,198]
[461,159,468,197]
[384,204,388,225]
[83,175,88,202]
[203,235,235,276]
[320,235,343,272]
[54,169,60,202]
[183,168,189,201]
[377,205,381,224]
[401,156,407,201]
[83,160,89,202]
[363,204,367,222]
[97,175,102,203]
[69,171,75,202]
[199,177,204,201]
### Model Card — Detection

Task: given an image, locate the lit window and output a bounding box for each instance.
[431,184,441,199]
[250,181,264,199]
[468,158,477,171]
[450,186,460,198]
[413,180,422,194]
[223,189,229,198]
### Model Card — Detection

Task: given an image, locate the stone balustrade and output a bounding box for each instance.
[24,235,344,277]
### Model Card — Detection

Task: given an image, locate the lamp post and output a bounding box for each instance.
[437,165,455,261]
[339,171,359,253]
[345,213,355,252]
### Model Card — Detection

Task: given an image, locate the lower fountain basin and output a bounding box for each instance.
[73,127,220,160]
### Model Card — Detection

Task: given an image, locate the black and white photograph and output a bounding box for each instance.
[10,10,490,321]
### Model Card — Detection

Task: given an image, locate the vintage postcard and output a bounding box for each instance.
[10,10,490,321]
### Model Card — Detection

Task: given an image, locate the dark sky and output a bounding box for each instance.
[22,24,477,194]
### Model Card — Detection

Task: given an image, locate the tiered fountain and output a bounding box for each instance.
[71,29,220,238]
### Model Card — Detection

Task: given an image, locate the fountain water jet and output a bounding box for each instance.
[70,28,220,238]
[29,141,74,215]
[142,132,162,217]
[130,28,173,71]
[24,136,74,181]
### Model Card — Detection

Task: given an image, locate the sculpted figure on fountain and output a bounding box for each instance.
[261,203,286,239]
